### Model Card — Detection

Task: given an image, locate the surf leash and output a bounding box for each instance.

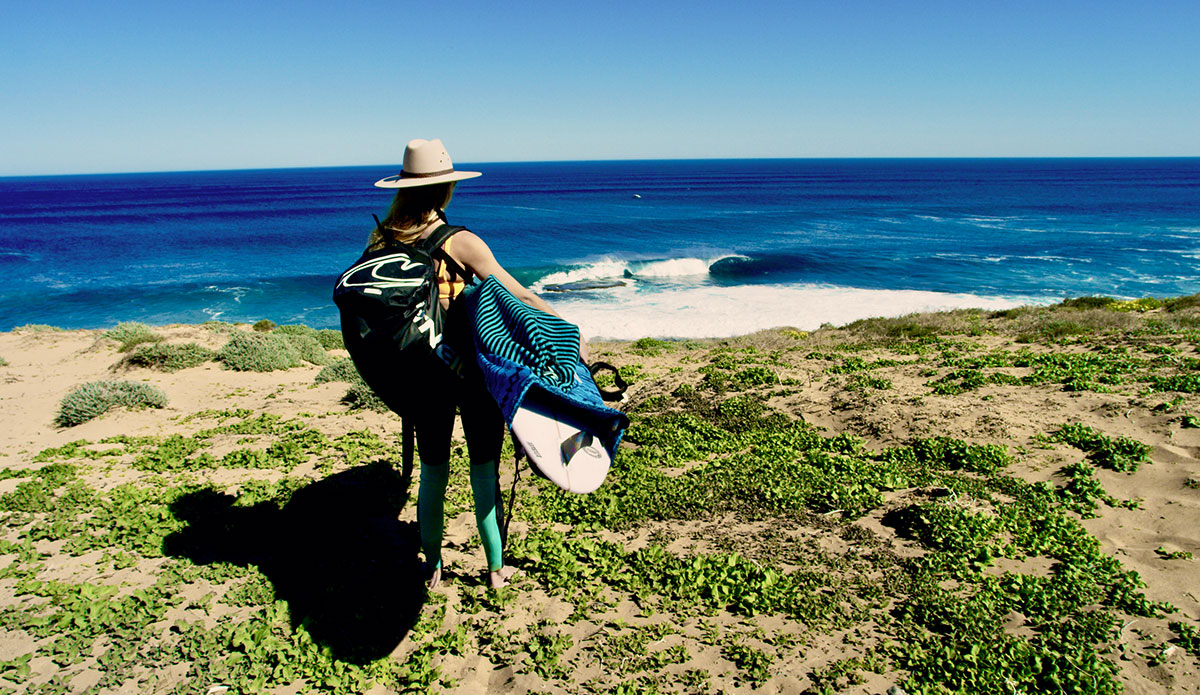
[502,433,524,548]
[588,361,628,402]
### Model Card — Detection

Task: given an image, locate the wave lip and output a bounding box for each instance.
[531,254,745,292]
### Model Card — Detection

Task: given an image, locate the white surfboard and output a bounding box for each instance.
[511,391,611,494]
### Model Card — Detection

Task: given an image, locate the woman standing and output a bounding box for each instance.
[365,139,583,589]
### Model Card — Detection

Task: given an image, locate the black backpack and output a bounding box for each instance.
[333,218,468,416]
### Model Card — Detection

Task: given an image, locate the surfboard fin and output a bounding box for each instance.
[560,430,595,463]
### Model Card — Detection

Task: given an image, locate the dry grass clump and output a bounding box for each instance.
[202,321,239,335]
[1010,308,1143,342]
[836,293,1200,345]
[121,343,216,372]
[1165,293,1200,312]
[842,308,993,340]
[104,322,164,352]
[12,324,64,333]
[56,379,168,427]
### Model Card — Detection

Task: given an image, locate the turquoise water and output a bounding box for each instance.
[1,159,1198,338]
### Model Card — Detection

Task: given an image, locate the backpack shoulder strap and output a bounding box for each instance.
[424,224,470,282]
[421,223,466,252]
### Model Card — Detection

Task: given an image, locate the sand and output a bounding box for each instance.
[0,315,1198,693]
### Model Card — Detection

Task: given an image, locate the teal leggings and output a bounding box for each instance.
[413,380,506,573]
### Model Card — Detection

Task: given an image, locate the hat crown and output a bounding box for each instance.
[402,138,454,176]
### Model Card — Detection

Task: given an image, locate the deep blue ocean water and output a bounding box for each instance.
[2,159,1198,339]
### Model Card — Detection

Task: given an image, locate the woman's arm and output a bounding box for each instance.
[450,231,590,360]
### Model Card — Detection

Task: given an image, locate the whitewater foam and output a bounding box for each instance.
[531,254,745,291]
[545,283,1045,340]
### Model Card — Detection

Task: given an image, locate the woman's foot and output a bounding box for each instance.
[488,565,517,589]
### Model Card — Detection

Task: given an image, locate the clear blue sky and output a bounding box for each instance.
[3,0,1197,175]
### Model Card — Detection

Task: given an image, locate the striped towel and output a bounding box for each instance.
[463,275,628,460]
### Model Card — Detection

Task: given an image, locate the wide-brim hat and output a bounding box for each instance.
[374,138,482,188]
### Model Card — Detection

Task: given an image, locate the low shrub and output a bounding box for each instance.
[1164,293,1200,312]
[56,380,168,427]
[341,380,389,412]
[316,329,345,351]
[217,332,303,372]
[274,324,317,338]
[314,358,363,385]
[1058,296,1116,310]
[123,343,216,372]
[281,333,335,366]
[104,322,163,352]
[252,319,276,332]
[0,356,6,367]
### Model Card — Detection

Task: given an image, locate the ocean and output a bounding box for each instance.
[2,159,1198,339]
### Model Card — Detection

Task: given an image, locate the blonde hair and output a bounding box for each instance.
[367,182,456,250]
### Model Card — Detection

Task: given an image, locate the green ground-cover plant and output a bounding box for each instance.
[1052,423,1153,473]
[0,356,7,366]
[123,342,216,372]
[1148,373,1200,393]
[56,379,168,427]
[822,355,902,374]
[104,322,163,352]
[1014,349,1144,392]
[849,373,893,390]
[628,337,676,357]
[927,367,1021,395]
[10,308,1200,692]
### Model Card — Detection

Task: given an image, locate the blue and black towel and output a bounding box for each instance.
[463,275,628,460]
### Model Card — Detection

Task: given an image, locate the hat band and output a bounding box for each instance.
[400,167,455,178]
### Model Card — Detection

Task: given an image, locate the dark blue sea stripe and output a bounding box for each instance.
[469,276,580,388]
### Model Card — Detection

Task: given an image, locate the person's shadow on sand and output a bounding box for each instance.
[163,460,425,664]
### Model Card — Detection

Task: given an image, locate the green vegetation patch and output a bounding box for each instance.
[628,337,675,357]
[217,330,333,371]
[56,380,168,427]
[316,328,345,351]
[1051,423,1153,473]
[123,342,216,372]
[103,321,164,352]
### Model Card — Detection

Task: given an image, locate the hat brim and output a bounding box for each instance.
[374,170,482,188]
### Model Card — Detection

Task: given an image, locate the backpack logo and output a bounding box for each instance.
[336,253,426,292]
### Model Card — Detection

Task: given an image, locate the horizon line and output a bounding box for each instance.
[4,155,1200,180]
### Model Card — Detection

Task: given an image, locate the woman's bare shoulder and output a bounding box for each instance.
[448,229,493,258]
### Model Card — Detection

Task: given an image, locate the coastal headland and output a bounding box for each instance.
[0,295,1198,693]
